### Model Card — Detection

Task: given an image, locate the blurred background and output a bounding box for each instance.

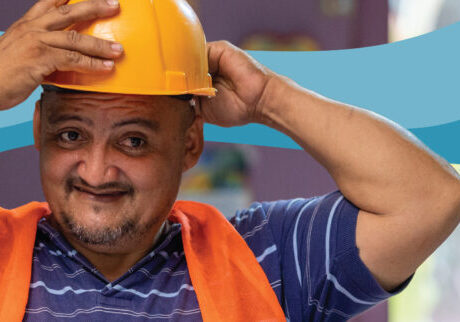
[185,1,460,321]
[2,0,460,321]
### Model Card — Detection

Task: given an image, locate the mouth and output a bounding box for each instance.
[73,185,129,203]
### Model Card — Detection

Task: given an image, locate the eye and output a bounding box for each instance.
[59,131,81,142]
[120,137,146,149]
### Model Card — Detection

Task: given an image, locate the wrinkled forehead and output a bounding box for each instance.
[40,88,192,124]
[41,85,193,102]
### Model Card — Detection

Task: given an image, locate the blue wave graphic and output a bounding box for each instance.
[2,120,459,164]
[0,121,35,152]
[250,22,460,129]
[2,23,460,129]
[411,120,460,163]
[2,24,460,160]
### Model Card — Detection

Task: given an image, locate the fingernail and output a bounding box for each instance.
[106,0,119,7]
[111,43,123,52]
[103,60,114,69]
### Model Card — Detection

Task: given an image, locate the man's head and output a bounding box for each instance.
[33,0,214,254]
[34,87,204,253]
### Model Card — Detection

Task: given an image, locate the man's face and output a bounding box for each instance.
[34,91,202,253]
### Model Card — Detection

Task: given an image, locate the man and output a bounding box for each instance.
[0,0,459,321]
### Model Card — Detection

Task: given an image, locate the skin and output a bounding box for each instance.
[200,41,460,291]
[0,0,122,110]
[1,0,460,292]
[34,92,202,281]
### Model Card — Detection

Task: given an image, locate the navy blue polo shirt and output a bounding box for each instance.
[24,191,407,321]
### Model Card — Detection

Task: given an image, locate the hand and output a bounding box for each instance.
[198,41,277,127]
[0,0,123,110]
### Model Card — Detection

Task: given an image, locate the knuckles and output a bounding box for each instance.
[22,29,38,42]
[88,57,98,69]
[66,30,82,45]
[57,4,72,15]
[28,41,47,59]
[12,20,30,34]
[93,37,105,52]
[214,40,235,50]
[65,50,82,64]
[16,31,47,59]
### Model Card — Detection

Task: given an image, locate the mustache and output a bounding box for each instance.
[65,177,135,196]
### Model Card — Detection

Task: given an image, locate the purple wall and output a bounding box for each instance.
[1,0,388,50]
[251,145,337,201]
[0,146,43,208]
[197,0,387,50]
[0,0,27,30]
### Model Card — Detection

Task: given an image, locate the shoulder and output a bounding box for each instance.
[230,191,356,239]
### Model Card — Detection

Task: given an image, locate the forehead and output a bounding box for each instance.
[41,91,185,122]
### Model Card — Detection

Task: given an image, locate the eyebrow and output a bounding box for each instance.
[112,118,159,131]
[48,114,94,126]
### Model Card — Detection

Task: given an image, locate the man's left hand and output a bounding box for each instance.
[198,41,276,127]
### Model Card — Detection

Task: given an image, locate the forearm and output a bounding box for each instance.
[258,75,460,217]
[204,41,460,290]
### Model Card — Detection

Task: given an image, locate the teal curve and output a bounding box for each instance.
[1,23,460,161]
[3,23,460,128]
[1,120,459,164]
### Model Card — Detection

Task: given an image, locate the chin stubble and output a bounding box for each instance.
[59,176,143,246]
[58,207,163,248]
[61,210,138,246]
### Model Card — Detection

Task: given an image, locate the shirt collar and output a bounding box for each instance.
[36,217,182,283]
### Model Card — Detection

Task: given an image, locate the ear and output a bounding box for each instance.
[33,100,41,150]
[182,114,204,172]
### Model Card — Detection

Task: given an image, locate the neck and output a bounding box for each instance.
[50,218,166,282]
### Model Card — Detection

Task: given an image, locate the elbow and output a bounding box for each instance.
[404,167,460,231]
[423,174,460,233]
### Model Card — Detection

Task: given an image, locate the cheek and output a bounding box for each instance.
[127,156,182,194]
[39,149,81,214]
[40,149,77,189]
[125,147,185,209]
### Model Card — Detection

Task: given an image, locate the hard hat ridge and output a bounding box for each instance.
[43,0,216,97]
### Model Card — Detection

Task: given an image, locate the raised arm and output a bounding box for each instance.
[199,41,460,291]
[0,0,122,110]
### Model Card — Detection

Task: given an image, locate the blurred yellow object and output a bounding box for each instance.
[43,0,215,96]
[241,33,320,51]
[181,172,212,192]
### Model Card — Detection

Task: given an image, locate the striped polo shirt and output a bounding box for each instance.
[24,191,407,321]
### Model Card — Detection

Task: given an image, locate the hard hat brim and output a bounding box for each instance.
[42,81,216,97]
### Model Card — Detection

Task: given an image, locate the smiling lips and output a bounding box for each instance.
[73,185,128,202]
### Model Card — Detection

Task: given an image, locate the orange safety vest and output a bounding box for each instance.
[0,201,285,322]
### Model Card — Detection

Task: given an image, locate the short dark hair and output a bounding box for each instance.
[40,85,196,132]
[41,85,193,101]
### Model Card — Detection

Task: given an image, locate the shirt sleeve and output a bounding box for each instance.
[235,191,411,321]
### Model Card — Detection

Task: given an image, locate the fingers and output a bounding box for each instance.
[207,40,268,79]
[51,47,115,73]
[207,41,234,76]
[41,30,123,59]
[33,0,120,31]
[207,40,252,77]
[23,0,69,21]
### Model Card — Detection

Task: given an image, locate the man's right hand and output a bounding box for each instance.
[0,0,123,110]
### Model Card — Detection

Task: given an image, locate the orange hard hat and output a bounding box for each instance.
[43,0,216,97]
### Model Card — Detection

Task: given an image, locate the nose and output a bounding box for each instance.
[76,143,119,187]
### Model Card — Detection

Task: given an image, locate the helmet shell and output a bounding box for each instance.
[43,0,216,96]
